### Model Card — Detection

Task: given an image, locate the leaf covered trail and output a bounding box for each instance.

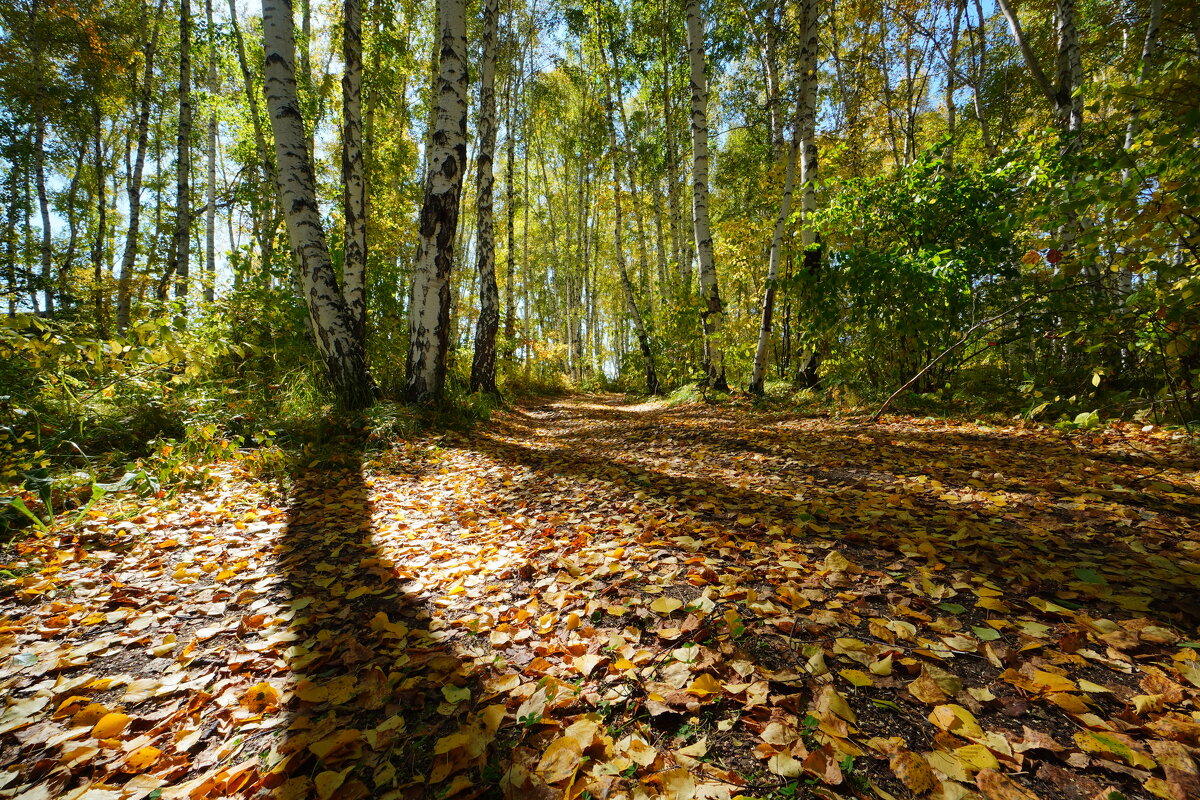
[2,395,1200,800]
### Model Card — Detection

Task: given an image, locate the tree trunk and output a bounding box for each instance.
[603,45,659,396]
[342,0,367,335]
[968,0,997,156]
[796,0,823,388]
[33,117,53,317]
[1055,0,1083,135]
[92,108,107,331]
[404,0,468,404]
[660,4,685,295]
[503,69,518,354]
[1121,0,1162,183]
[169,0,193,317]
[750,138,798,396]
[470,0,501,396]
[30,0,54,316]
[945,0,963,171]
[261,0,374,409]
[117,0,164,331]
[204,0,217,304]
[228,0,275,267]
[685,0,726,391]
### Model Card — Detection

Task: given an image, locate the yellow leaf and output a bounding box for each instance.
[818,685,857,724]
[314,768,349,800]
[954,743,1000,772]
[928,705,984,740]
[840,669,875,687]
[1031,670,1076,693]
[870,654,894,676]
[975,768,1042,800]
[124,746,162,773]
[92,712,132,739]
[651,597,684,614]
[768,752,804,778]
[242,683,279,714]
[295,680,329,703]
[658,766,697,800]
[536,735,583,784]
[1074,730,1156,769]
[890,751,936,795]
[687,673,723,696]
[442,685,471,704]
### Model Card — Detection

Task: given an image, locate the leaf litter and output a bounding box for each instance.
[1,395,1199,800]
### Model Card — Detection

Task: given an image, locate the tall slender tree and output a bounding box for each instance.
[795,0,823,388]
[470,0,502,397]
[342,0,367,336]
[405,0,468,403]
[204,0,217,304]
[685,0,727,390]
[117,0,164,331]
[602,38,659,395]
[166,0,193,315]
[261,0,374,408]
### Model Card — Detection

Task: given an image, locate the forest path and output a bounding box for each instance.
[1,395,1199,800]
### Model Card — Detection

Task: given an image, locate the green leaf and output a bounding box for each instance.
[937,602,966,614]
[972,626,1001,642]
[1073,567,1107,585]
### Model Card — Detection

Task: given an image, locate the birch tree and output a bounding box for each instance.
[203,0,217,304]
[342,0,367,335]
[405,0,468,404]
[795,0,823,388]
[167,0,192,314]
[603,39,659,396]
[685,0,727,391]
[116,0,163,331]
[470,0,502,397]
[261,0,373,408]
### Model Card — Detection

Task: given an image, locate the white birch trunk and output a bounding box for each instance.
[604,47,659,396]
[796,0,823,388]
[261,0,373,408]
[1055,0,1083,134]
[170,0,192,314]
[1122,0,1162,182]
[685,0,726,390]
[117,0,163,331]
[749,137,798,395]
[341,0,367,334]
[204,0,216,304]
[470,0,501,396]
[405,0,468,403]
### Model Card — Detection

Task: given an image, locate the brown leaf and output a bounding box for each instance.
[975,768,1043,800]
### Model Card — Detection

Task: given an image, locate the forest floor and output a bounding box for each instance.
[2,394,1200,800]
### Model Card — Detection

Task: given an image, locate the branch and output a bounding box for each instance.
[993,0,1059,110]
[869,280,1090,423]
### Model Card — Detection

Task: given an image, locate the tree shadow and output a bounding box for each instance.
[263,429,482,800]
[468,401,1200,630]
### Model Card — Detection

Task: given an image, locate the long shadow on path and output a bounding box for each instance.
[267,432,480,800]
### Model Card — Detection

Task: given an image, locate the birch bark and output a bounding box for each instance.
[117,0,164,331]
[404,0,468,403]
[169,0,193,316]
[470,0,501,396]
[204,0,217,304]
[603,46,659,396]
[685,0,726,390]
[342,0,367,335]
[261,0,374,408]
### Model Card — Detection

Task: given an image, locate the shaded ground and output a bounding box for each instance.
[1,395,1199,800]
